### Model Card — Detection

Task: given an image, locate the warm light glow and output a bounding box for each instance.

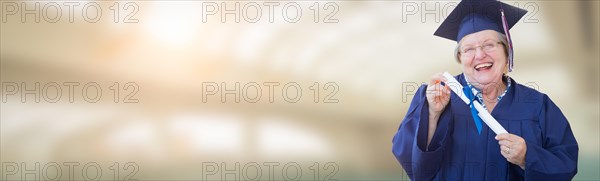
[169,113,244,154]
[143,2,202,47]
[257,117,332,158]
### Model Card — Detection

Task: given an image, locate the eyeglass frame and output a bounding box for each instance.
[458,40,505,58]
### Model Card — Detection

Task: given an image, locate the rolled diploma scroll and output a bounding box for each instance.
[442,72,508,135]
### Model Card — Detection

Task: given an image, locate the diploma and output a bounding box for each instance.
[442,72,508,135]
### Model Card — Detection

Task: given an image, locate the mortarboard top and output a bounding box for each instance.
[434,0,527,42]
[434,0,527,72]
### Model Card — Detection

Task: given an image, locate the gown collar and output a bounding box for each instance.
[462,74,512,110]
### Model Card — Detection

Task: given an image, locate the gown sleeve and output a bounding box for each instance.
[522,94,579,180]
[392,84,454,180]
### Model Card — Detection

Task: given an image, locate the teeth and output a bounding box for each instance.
[475,63,493,69]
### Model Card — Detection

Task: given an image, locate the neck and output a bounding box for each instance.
[466,75,507,99]
[481,83,505,99]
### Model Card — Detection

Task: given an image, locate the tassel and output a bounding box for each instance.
[500,7,514,72]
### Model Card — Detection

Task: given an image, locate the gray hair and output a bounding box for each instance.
[454,32,509,63]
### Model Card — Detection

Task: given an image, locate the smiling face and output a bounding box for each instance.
[458,30,508,88]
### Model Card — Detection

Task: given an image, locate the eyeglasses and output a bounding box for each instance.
[459,40,503,58]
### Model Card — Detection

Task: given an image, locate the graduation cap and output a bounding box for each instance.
[434,0,527,72]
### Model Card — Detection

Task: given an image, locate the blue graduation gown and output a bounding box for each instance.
[392,74,578,181]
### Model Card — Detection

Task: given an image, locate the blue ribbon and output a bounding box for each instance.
[463,86,483,134]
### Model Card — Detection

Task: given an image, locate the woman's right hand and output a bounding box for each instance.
[425,73,451,146]
[426,73,451,117]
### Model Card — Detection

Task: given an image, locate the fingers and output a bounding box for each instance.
[428,72,448,86]
[498,140,510,147]
[500,143,516,163]
[495,133,511,141]
[497,134,527,167]
[497,134,519,149]
[500,145,510,153]
[500,145,511,159]
[426,73,452,114]
[427,73,451,99]
[496,134,525,146]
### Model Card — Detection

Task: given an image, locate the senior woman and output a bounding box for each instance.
[391,0,578,180]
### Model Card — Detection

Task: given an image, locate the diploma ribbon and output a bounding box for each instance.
[442,72,509,135]
[463,86,483,134]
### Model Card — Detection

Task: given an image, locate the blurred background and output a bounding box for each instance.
[1,0,598,180]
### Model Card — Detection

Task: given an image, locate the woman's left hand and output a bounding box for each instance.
[495,133,527,169]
